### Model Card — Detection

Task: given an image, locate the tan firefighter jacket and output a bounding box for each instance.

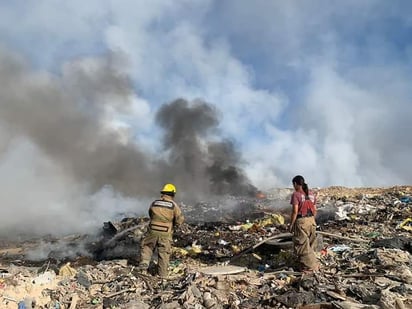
[148,196,184,237]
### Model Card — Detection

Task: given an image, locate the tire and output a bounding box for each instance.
[264,235,293,249]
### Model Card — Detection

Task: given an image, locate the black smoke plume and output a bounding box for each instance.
[156,99,257,199]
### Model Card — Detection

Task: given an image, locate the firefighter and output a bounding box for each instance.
[289,175,319,272]
[138,183,184,278]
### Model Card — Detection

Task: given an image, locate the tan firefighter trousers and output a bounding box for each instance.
[140,233,171,278]
[293,216,319,270]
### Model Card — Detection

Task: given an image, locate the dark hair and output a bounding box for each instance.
[292,175,309,197]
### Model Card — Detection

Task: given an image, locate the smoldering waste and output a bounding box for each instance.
[0,186,411,308]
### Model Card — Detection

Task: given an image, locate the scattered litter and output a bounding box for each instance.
[59,263,77,277]
[217,239,229,246]
[32,271,55,285]
[0,186,410,308]
[328,244,351,252]
[199,265,246,275]
[400,196,411,204]
[398,218,412,231]
[76,270,91,288]
[17,302,26,309]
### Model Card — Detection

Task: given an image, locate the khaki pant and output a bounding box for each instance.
[293,216,318,270]
[140,233,171,278]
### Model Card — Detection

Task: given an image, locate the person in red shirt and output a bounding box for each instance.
[289,175,319,272]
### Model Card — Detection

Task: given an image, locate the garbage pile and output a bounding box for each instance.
[0,186,411,308]
[182,196,279,223]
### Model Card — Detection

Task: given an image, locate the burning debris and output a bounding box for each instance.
[0,186,411,308]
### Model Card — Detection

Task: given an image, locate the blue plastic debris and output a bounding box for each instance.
[400,197,411,203]
[17,301,26,309]
[53,301,61,309]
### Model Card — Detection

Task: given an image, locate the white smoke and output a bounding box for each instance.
[0,138,149,237]
[0,1,411,238]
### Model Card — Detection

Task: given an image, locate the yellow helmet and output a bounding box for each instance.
[161,183,176,194]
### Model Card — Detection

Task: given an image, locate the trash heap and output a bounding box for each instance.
[0,186,411,308]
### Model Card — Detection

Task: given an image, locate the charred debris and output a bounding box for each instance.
[0,186,411,308]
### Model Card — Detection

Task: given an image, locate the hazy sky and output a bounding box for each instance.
[0,1,411,235]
